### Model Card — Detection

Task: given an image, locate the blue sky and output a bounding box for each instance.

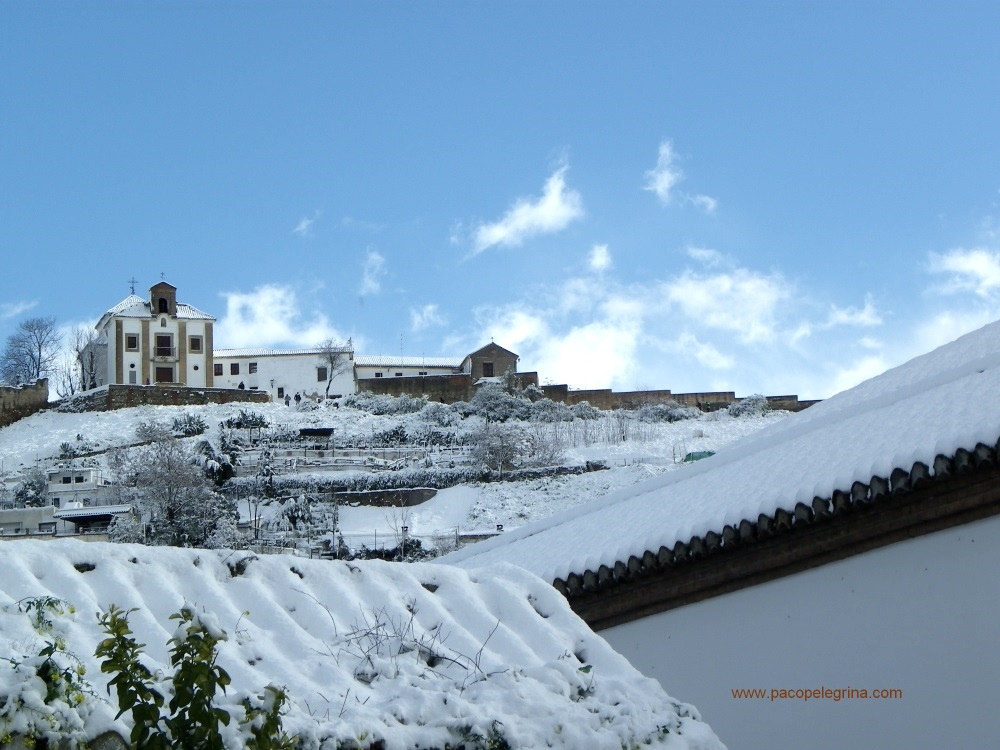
[3,2,1000,399]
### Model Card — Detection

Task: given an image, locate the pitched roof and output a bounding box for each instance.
[441,319,1000,612]
[214,347,326,358]
[100,295,215,321]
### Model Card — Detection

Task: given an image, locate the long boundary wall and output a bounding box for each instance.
[360,371,817,412]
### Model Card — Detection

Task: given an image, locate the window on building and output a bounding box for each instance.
[160,318,167,327]
[277,387,285,398]
[418,371,427,376]
[38,522,56,534]
[317,366,328,382]
[189,336,202,353]
[128,371,137,384]
[158,298,169,313]
[74,476,84,483]
[125,334,139,351]
[249,362,258,374]
[395,372,403,377]
[155,334,172,357]
[230,363,240,375]
[482,362,495,377]
[374,372,383,378]
[214,363,223,377]
[51,498,60,508]
[61,477,71,484]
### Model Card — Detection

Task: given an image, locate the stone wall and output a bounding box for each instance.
[359,372,540,403]
[0,379,49,427]
[105,384,269,411]
[359,373,814,412]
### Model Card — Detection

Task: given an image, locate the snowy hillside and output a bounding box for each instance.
[0,395,785,550]
[0,539,725,749]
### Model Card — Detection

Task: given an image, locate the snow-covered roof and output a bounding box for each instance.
[103,294,148,318]
[355,355,463,369]
[52,504,131,520]
[441,318,1000,586]
[0,540,722,749]
[214,347,330,359]
[99,295,215,322]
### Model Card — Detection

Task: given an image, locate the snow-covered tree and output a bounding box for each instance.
[13,468,47,508]
[109,436,238,548]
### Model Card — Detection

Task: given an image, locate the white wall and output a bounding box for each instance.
[601,515,1000,750]
[213,353,356,402]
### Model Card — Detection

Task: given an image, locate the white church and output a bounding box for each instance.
[87,281,510,402]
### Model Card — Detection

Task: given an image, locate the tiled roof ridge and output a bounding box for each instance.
[556,436,1000,625]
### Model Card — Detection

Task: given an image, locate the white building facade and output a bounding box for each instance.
[90,282,215,387]
[212,346,356,403]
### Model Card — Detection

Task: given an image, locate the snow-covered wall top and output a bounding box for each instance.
[441,319,1000,584]
[0,540,723,750]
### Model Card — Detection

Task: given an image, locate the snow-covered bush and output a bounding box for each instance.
[107,513,145,544]
[463,383,531,422]
[728,393,770,418]
[172,412,208,437]
[343,391,427,415]
[570,401,602,420]
[636,401,700,423]
[529,398,573,422]
[420,400,459,426]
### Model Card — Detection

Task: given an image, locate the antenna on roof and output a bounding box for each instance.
[128,277,137,295]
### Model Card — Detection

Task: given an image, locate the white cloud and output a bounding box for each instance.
[1,300,37,320]
[215,285,344,348]
[686,246,726,267]
[826,294,882,328]
[644,140,683,205]
[410,304,445,332]
[359,249,386,296]
[292,210,321,237]
[928,247,1000,297]
[662,268,788,343]
[589,244,612,272]
[673,332,735,370]
[644,141,717,213]
[472,166,584,254]
[688,194,718,214]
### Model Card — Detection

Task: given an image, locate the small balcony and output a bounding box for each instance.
[153,346,177,360]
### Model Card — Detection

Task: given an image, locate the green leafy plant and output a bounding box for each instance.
[96,604,292,749]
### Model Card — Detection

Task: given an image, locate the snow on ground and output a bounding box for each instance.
[440,319,1000,583]
[0,396,785,550]
[0,539,725,749]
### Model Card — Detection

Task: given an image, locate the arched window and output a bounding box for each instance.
[160,318,167,327]
[158,297,169,313]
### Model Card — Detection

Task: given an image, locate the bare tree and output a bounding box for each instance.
[53,351,79,399]
[0,316,62,385]
[72,325,102,391]
[316,337,353,398]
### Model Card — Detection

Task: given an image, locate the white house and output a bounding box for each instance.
[46,466,113,508]
[212,345,355,403]
[89,281,215,387]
